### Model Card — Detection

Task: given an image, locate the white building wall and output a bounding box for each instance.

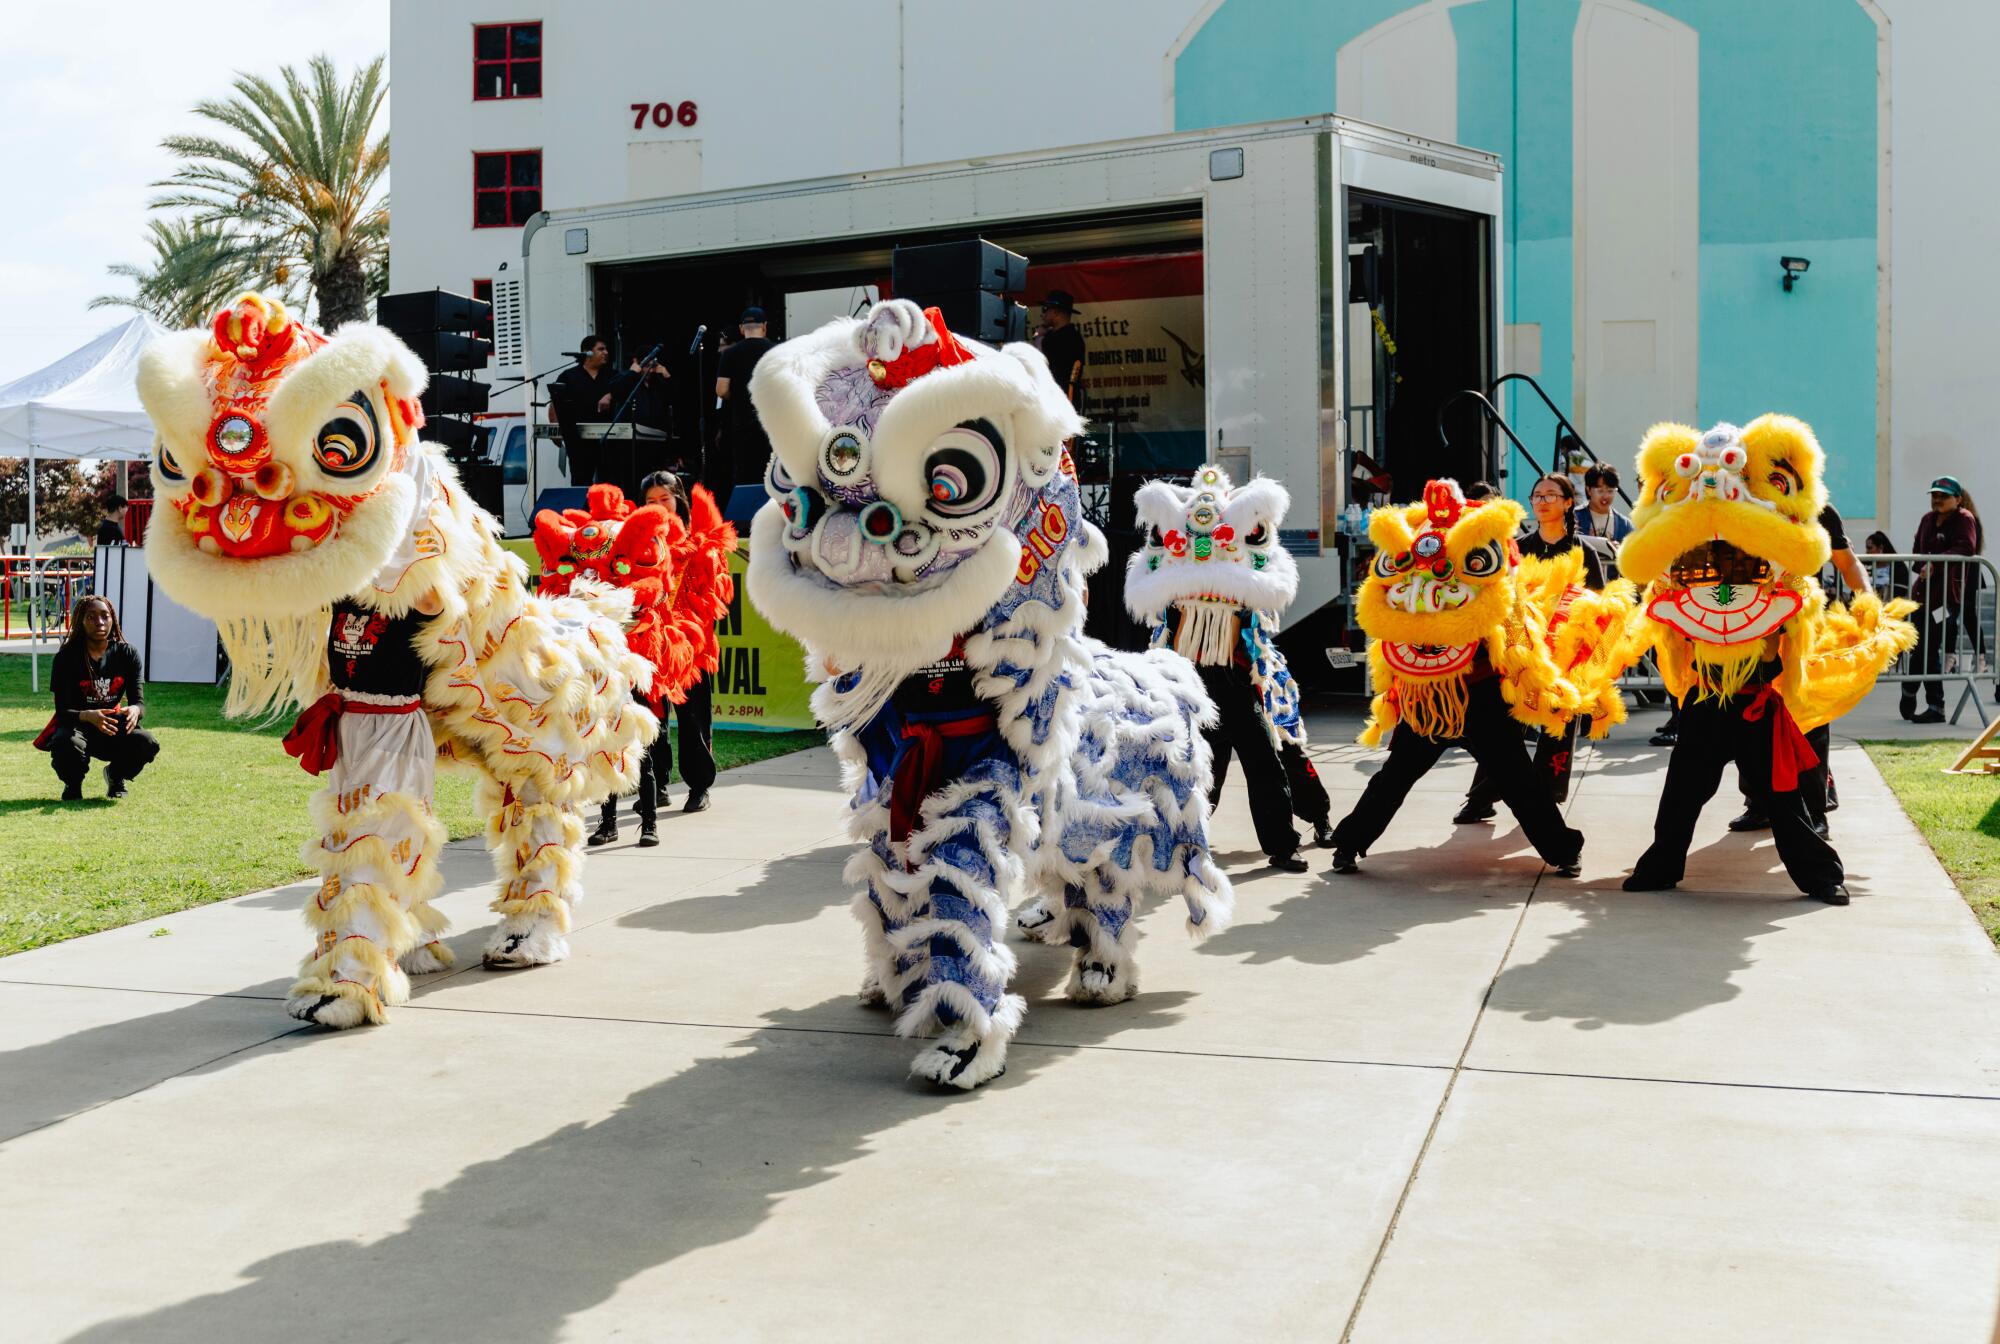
[388,1,1208,313]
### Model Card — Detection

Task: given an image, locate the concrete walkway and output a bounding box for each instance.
[3,688,1998,1342]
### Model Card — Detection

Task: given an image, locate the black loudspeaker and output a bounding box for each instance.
[893,239,1029,343]
[421,416,481,453]
[396,330,494,373]
[378,289,492,334]
[421,374,491,419]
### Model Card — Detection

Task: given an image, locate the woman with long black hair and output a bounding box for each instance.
[35,593,160,800]
[1455,473,1603,823]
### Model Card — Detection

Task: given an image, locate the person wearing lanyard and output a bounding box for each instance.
[1455,474,1603,824]
[37,594,160,800]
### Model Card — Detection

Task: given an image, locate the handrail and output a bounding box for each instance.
[1436,389,1548,484]
[1489,374,1633,506]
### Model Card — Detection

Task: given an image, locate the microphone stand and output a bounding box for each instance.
[604,343,664,495]
[487,356,579,516]
[693,330,708,488]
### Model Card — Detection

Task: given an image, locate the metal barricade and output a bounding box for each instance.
[0,555,96,640]
[1613,552,1999,726]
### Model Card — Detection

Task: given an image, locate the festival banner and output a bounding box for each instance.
[713,547,817,730]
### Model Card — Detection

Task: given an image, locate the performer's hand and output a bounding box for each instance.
[596,394,613,414]
[117,706,140,731]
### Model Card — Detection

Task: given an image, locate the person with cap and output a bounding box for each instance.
[1035,290,1087,411]
[1903,475,1979,724]
[712,306,776,512]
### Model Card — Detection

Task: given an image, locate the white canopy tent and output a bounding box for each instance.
[0,314,167,687]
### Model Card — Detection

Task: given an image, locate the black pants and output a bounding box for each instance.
[1464,718,1580,809]
[1330,677,1583,865]
[48,725,159,787]
[1200,663,1299,859]
[1631,691,1842,894]
[1902,600,1950,713]
[603,675,715,826]
[1735,722,1833,823]
[1212,738,1333,827]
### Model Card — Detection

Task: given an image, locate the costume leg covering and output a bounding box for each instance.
[1057,875,1140,1004]
[1460,682,1584,866]
[288,712,444,1027]
[481,775,587,968]
[1330,722,1451,855]
[1629,697,1732,888]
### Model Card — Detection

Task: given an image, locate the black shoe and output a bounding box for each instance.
[1812,883,1851,906]
[1622,872,1677,892]
[637,823,660,848]
[1553,848,1583,878]
[1811,818,1830,840]
[1911,709,1947,725]
[1269,851,1309,874]
[1649,731,1678,747]
[1312,821,1337,849]
[683,791,711,814]
[1453,801,1496,825]
[60,781,83,802]
[587,818,618,847]
[105,775,128,799]
[1330,849,1360,874]
[1899,700,1917,722]
[1727,809,1770,832]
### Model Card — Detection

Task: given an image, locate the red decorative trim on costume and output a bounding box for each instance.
[1741,683,1820,793]
[867,307,974,389]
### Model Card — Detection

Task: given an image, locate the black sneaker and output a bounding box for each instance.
[1912,709,1947,725]
[60,781,83,802]
[1899,700,1917,721]
[1622,872,1676,892]
[1812,883,1851,906]
[1453,801,1496,825]
[587,818,618,847]
[1649,731,1678,747]
[1269,851,1309,874]
[683,791,711,814]
[106,775,128,799]
[1553,847,1583,878]
[1312,821,1337,849]
[637,823,660,848]
[1330,849,1360,874]
[1726,809,1769,832]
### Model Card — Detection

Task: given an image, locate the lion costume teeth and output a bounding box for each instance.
[137,294,658,1024]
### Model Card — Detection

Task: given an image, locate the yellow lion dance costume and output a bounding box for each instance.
[1617,415,1914,903]
[137,295,655,1026]
[1329,480,1630,876]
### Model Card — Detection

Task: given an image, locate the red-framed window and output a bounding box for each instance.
[470,278,495,343]
[474,22,541,100]
[473,151,541,228]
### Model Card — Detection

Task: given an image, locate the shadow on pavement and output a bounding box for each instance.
[66,983,1197,1344]
[615,844,850,936]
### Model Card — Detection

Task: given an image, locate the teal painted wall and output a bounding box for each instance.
[1173,0,1880,514]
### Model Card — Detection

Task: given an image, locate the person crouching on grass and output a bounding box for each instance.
[35,594,159,800]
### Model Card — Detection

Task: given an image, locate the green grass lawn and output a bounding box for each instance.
[1861,739,2000,949]
[0,654,822,957]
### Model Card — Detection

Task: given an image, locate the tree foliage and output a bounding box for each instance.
[151,54,388,329]
[90,217,296,329]
[0,458,113,544]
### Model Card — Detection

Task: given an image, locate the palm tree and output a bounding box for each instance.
[90,217,291,329]
[152,54,388,329]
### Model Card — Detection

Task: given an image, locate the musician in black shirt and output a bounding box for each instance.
[712,308,775,510]
[552,334,619,487]
[1036,291,1086,411]
[39,594,159,800]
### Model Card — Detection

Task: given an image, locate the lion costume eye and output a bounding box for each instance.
[1767,471,1794,496]
[1146,524,1164,548]
[1244,523,1270,547]
[155,438,185,484]
[313,390,380,478]
[1461,541,1504,578]
[924,419,1003,518]
[1372,549,1408,579]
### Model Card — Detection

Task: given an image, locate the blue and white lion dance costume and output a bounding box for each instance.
[746,299,1233,1090]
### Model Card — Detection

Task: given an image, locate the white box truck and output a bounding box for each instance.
[514,114,1503,648]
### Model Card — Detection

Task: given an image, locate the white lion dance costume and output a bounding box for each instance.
[745,299,1233,1089]
[1124,464,1333,866]
[137,295,655,1027]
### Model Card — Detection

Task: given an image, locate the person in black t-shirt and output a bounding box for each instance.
[1035,290,1086,412]
[712,307,776,511]
[552,334,620,487]
[38,594,159,800]
[96,495,128,546]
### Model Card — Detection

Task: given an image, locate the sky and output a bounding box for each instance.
[0,0,390,380]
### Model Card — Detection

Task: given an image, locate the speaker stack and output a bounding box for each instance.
[377,289,501,514]
[890,239,1028,343]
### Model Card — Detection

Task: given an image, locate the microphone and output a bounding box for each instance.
[632,341,664,369]
[689,324,707,356]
